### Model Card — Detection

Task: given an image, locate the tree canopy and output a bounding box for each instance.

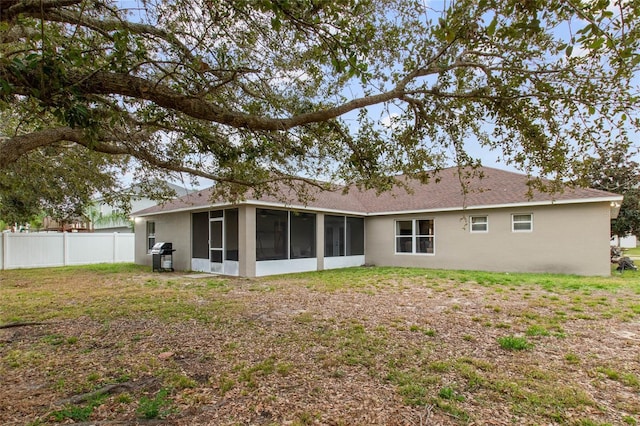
[583,142,640,239]
[1,0,639,221]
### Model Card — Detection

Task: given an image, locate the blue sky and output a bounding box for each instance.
[115,0,639,188]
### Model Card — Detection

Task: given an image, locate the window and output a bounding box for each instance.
[512,214,533,232]
[325,215,365,257]
[416,220,434,253]
[395,220,413,253]
[395,219,434,254]
[470,216,488,233]
[146,221,156,252]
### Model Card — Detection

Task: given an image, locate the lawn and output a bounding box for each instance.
[623,246,640,257]
[1,264,639,425]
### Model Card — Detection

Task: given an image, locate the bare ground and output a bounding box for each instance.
[0,267,639,425]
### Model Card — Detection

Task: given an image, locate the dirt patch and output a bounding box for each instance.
[0,268,639,425]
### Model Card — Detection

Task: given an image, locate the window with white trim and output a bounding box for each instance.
[146,221,156,252]
[512,214,533,232]
[395,219,434,254]
[470,216,488,233]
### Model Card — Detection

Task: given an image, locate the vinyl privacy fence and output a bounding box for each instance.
[0,232,134,270]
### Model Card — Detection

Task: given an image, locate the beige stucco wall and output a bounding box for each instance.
[135,201,612,276]
[364,202,613,276]
[135,206,254,274]
[134,212,192,271]
[240,206,256,277]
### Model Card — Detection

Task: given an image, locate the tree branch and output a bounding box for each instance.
[2,65,405,131]
[0,321,46,329]
[0,126,133,168]
[0,0,81,21]
[564,0,625,61]
[25,8,197,62]
[0,123,332,194]
[0,127,84,167]
[86,71,405,130]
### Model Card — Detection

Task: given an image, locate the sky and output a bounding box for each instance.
[115,0,638,190]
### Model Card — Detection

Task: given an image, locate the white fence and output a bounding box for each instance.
[0,232,135,270]
[611,235,637,249]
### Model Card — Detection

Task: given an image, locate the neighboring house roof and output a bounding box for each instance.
[132,166,622,217]
[93,181,193,203]
[41,215,92,232]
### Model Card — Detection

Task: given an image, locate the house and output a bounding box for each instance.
[132,166,623,276]
[91,182,193,233]
[40,215,92,232]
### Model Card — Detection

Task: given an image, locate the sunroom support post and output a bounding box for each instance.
[316,212,324,272]
[239,206,257,278]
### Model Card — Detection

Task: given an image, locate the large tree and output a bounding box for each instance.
[583,142,640,239]
[1,0,639,218]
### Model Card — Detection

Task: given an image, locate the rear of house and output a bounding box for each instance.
[132,167,621,277]
[135,205,366,277]
[365,202,612,275]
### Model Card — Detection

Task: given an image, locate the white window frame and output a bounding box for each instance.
[512,213,533,232]
[146,221,156,252]
[395,219,435,255]
[470,216,488,233]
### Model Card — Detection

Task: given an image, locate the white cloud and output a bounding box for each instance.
[380,113,401,129]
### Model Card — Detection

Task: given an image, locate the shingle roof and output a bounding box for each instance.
[133,180,370,216]
[352,166,620,214]
[132,166,621,217]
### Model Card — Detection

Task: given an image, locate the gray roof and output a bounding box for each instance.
[132,166,621,217]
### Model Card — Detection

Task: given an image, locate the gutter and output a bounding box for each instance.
[369,195,625,217]
[132,195,623,218]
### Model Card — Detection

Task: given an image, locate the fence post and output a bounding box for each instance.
[113,233,118,263]
[63,232,68,266]
[1,232,5,270]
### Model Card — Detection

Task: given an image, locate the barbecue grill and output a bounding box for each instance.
[151,242,175,272]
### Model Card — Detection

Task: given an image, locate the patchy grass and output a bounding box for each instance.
[623,246,640,257]
[136,388,174,419]
[1,264,640,425]
[50,392,108,422]
[497,335,534,351]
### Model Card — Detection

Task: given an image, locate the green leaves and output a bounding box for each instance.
[61,104,91,129]
[0,78,12,97]
[0,0,638,214]
[580,139,640,238]
[486,16,498,37]
[565,45,573,57]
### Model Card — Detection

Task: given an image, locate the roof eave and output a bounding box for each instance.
[133,195,623,218]
[132,199,368,218]
[368,195,625,216]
